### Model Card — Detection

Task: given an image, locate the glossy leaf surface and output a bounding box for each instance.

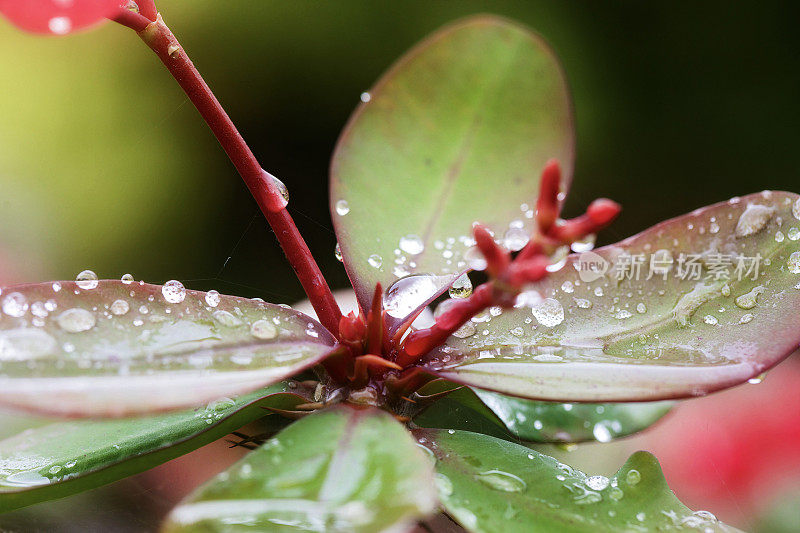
[415,382,672,443]
[425,191,800,401]
[0,384,305,513]
[418,429,739,532]
[0,280,335,416]
[0,0,123,35]
[164,406,437,532]
[331,15,574,313]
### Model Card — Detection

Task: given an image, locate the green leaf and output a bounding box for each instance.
[331,15,574,313]
[0,383,307,513]
[0,280,336,416]
[417,429,740,532]
[414,383,672,443]
[163,406,437,533]
[425,191,800,401]
[472,389,672,443]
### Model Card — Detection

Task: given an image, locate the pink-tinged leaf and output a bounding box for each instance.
[0,280,336,417]
[424,191,800,401]
[0,0,124,35]
[330,15,574,316]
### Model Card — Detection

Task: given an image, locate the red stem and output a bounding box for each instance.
[135,0,158,21]
[122,14,342,336]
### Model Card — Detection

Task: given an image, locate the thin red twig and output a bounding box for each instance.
[134,0,158,21]
[116,14,342,337]
[109,8,150,32]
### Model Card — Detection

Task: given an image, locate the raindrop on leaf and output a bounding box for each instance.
[75,270,98,290]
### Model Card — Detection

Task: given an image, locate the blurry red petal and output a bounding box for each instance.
[0,0,125,35]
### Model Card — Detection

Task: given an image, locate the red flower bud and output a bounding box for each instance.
[473,223,510,278]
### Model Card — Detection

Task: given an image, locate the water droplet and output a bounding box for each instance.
[399,234,424,255]
[2,292,28,317]
[788,227,800,241]
[333,243,343,262]
[794,198,800,221]
[775,231,785,243]
[360,92,371,103]
[121,273,134,284]
[48,16,72,35]
[464,246,487,271]
[636,512,646,522]
[574,298,592,309]
[789,252,800,274]
[56,308,96,333]
[636,303,647,314]
[452,322,476,338]
[110,299,130,315]
[251,319,278,339]
[592,423,612,442]
[626,469,641,485]
[532,298,565,328]
[594,287,604,297]
[449,274,472,298]
[75,270,98,290]
[585,475,609,491]
[205,290,221,307]
[510,326,525,337]
[475,470,527,493]
[367,254,383,269]
[703,314,718,325]
[735,204,775,237]
[615,310,633,319]
[162,280,186,304]
[266,173,289,209]
[734,286,764,309]
[213,310,242,327]
[709,220,720,234]
[384,274,439,319]
[561,281,574,294]
[739,313,754,324]
[52,282,62,292]
[571,234,596,253]
[335,200,350,216]
[503,227,529,252]
[748,372,767,384]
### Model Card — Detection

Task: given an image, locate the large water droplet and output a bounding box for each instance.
[788,252,800,274]
[251,319,278,339]
[384,274,439,319]
[399,234,425,255]
[110,299,130,315]
[2,292,28,317]
[56,308,96,333]
[585,475,609,491]
[162,280,186,304]
[205,290,221,307]
[734,204,775,237]
[75,270,98,290]
[367,254,383,269]
[267,173,289,210]
[475,470,527,493]
[503,227,529,252]
[335,199,350,216]
[213,310,242,327]
[532,298,564,327]
[121,273,135,284]
[449,274,472,299]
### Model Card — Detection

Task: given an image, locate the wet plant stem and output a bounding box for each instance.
[112,10,342,338]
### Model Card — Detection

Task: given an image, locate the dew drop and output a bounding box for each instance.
[574,298,592,309]
[2,292,28,317]
[703,314,718,325]
[571,234,596,253]
[213,310,242,327]
[205,290,221,307]
[625,469,641,486]
[121,273,134,284]
[399,234,425,255]
[739,313,754,324]
[75,270,98,290]
[503,227,529,252]
[360,92,371,103]
[709,220,720,234]
[250,319,278,339]
[636,303,647,314]
[734,204,775,237]
[334,243,343,262]
[748,372,767,384]
[775,231,785,243]
[464,246,487,271]
[110,299,130,315]
[475,470,527,493]
[615,310,633,320]
[52,282,62,293]
[335,199,350,216]
[449,274,472,299]
[367,254,383,269]
[788,227,800,241]
[384,274,439,319]
[561,281,574,294]
[532,298,565,328]
[267,173,289,209]
[57,308,96,333]
[585,475,609,491]
[162,280,186,304]
[789,252,800,274]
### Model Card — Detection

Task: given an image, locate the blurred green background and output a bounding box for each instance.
[1,1,799,531]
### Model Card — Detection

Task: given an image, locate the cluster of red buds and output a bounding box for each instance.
[396,159,621,367]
